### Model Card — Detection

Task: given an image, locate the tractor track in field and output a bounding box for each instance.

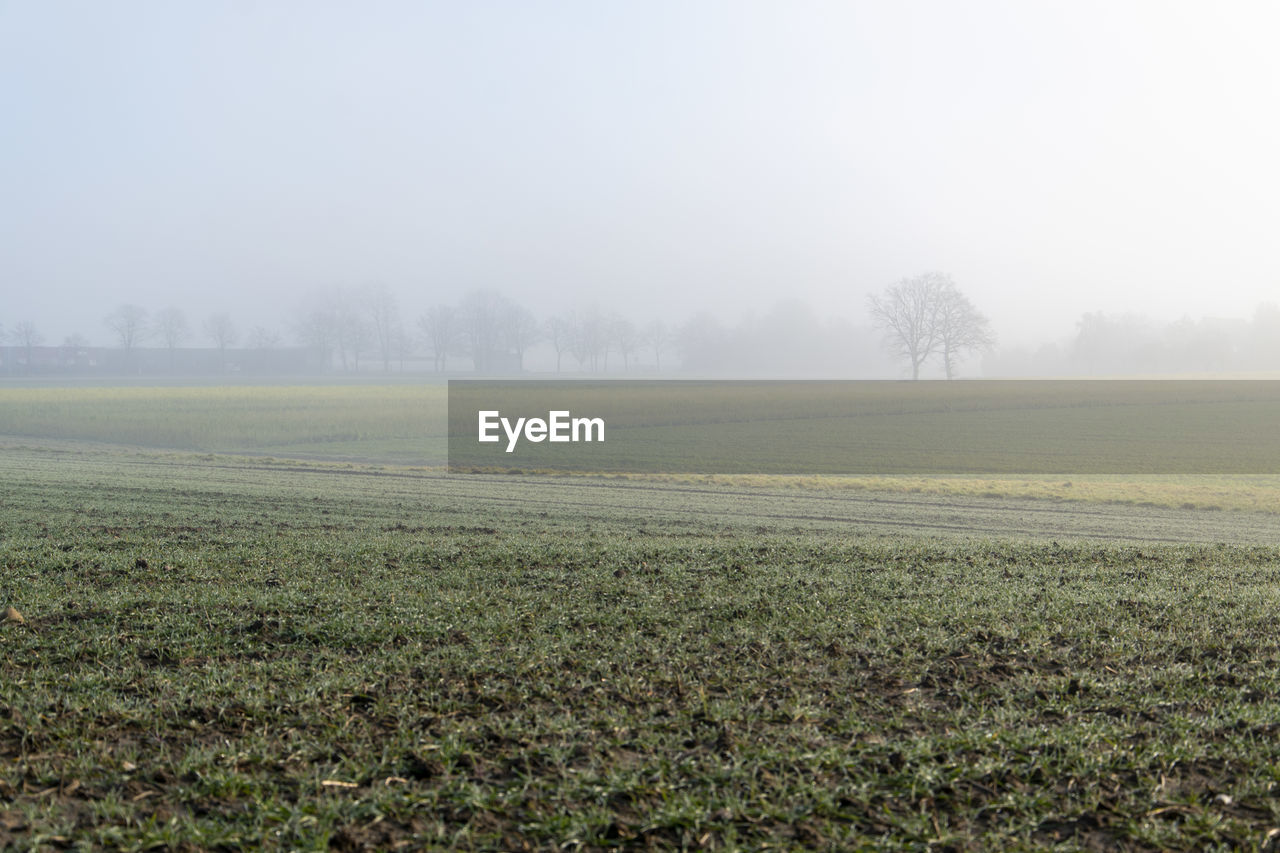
[408,474,1280,545]
[188,456,1278,524]
[6,441,1280,544]
[436,488,1275,544]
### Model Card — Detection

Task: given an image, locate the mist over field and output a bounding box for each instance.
[5,2,1280,378]
[11,6,1280,848]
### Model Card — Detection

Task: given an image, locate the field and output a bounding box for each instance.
[3,384,1280,850]
[7,381,1280,512]
[0,384,447,465]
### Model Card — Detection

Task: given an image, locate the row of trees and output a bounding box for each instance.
[1,306,286,373]
[99,304,284,369]
[417,290,539,373]
[4,273,996,377]
[103,304,279,353]
[297,287,672,374]
[411,275,995,377]
[985,304,1280,376]
[294,286,410,373]
[419,295,886,376]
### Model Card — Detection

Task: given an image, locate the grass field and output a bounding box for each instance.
[0,385,448,464]
[4,384,1280,849]
[1,441,1280,850]
[5,382,1280,512]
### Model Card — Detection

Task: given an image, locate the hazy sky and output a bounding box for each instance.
[4,1,1280,347]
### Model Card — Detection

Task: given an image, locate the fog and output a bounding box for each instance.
[4,2,1280,375]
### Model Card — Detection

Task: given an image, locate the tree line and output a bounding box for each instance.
[985,305,1280,376]
[4,273,997,377]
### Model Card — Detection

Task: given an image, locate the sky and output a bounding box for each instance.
[4,1,1280,348]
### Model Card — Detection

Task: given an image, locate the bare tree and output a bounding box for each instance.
[546,315,574,372]
[11,320,43,348]
[9,321,43,371]
[868,274,949,380]
[365,283,400,373]
[105,304,149,351]
[459,289,515,373]
[392,324,412,372]
[573,307,607,372]
[337,308,371,372]
[295,288,368,371]
[153,307,188,370]
[204,312,239,370]
[295,304,339,369]
[153,307,187,349]
[455,292,537,372]
[418,304,459,372]
[610,316,640,372]
[500,302,539,370]
[247,325,280,349]
[935,286,994,379]
[645,319,671,371]
[870,274,993,379]
[567,312,591,371]
[60,333,89,369]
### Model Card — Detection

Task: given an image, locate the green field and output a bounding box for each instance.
[6,382,1280,513]
[3,385,1280,849]
[0,384,449,464]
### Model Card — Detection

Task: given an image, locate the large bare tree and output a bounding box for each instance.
[870,273,989,379]
[869,274,945,379]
